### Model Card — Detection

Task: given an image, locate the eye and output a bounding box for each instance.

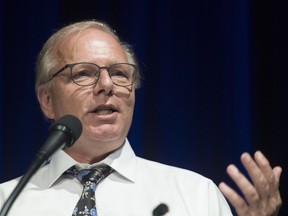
[111,70,127,77]
[72,68,96,81]
[109,66,130,79]
[72,70,90,78]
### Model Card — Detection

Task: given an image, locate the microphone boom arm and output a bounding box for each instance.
[0,115,82,216]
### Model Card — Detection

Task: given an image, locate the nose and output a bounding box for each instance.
[93,70,114,95]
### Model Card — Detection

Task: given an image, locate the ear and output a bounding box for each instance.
[37,86,55,119]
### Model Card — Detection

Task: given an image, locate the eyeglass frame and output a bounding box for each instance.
[45,62,138,87]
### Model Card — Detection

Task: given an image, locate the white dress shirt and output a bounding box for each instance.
[0,139,232,216]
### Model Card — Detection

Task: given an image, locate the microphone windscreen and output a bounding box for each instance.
[153,203,169,216]
[49,115,82,144]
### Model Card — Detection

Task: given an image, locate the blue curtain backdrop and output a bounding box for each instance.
[0,0,287,215]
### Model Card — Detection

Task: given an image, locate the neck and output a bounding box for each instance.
[65,148,112,163]
[64,139,125,164]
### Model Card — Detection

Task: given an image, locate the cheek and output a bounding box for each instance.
[124,93,135,119]
[50,86,85,117]
[114,85,135,102]
[113,88,135,117]
[50,95,70,118]
[118,88,135,107]
[128,96,135,111]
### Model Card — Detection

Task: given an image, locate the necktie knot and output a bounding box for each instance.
[65,164,114,216]
[75,165,114,186]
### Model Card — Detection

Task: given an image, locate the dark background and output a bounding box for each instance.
[0,0,287,215]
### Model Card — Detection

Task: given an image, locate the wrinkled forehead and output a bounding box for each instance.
[55,28,126,64]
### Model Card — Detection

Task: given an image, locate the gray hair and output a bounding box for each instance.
[35,20,141,92]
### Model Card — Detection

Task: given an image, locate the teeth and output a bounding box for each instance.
[95,109,113,115]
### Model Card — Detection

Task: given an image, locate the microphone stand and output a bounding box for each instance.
[0,130,68,216]
[0,115,82,216]
[0,152,48,216]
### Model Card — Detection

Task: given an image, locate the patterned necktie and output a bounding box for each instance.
[66,164,114,216]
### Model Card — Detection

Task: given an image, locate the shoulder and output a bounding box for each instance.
[0,177,21,206]
[0,163,50,202]
[135,156,213,185]
[134,157,231,214]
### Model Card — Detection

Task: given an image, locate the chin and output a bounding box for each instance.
[84,123,127,141]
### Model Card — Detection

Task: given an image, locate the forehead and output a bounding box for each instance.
[57,29,127,63]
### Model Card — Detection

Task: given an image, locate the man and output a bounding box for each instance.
[0,20,282,215]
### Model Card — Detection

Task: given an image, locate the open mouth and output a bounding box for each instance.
[95,109,114,115]
[92,105,117,115]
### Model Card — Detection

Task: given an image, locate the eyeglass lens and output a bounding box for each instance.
[71,63,135,86]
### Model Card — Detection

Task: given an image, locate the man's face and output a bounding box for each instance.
[38,29,135,149]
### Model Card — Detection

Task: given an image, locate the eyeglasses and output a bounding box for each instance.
[46,62,137,87]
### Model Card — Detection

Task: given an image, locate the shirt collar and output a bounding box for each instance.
[47,139,137,187]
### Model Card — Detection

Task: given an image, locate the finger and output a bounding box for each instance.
[272,166,283,208]
[254,151,281,191]
[226,164,260,205]
[254,151,275,186]
[243,152,282,214]
[273,166,282,184]
[219,182,249,216]
[254,151,282,189]
[240,152,270,198]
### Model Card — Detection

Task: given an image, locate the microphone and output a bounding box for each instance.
[36,114,83,163]
[0,114,82,216]
[152,203,169,216]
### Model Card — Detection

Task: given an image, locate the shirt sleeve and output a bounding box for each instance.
[207,180,233,216]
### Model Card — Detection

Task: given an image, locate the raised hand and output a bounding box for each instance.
[219,151,282,216]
